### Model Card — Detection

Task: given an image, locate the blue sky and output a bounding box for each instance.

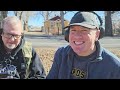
[8,11,104,27]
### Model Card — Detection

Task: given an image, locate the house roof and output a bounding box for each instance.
[50,16,66,21]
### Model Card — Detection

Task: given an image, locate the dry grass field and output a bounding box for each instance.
[35,48,56,75]
[35,47,120,75]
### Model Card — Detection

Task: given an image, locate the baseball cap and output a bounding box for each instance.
[65,11,100,29]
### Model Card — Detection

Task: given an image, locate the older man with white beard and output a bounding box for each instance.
[0,16,46,79]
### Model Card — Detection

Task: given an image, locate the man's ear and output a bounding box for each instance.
[96,30,100,41]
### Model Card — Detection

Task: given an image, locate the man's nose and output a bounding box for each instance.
[75,31,83,37]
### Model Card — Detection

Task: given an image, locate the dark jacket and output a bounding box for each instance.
[47,41,120,79]
[0,37,46,79]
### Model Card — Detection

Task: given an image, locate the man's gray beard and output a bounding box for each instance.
[6,44,16,49]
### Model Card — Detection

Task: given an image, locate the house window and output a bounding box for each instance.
[51,21,54,29]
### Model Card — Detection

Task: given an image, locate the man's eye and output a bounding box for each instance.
[5,33,12,36]
[81,30,88,32]
[71,30,76,32]
[6,33,10,35]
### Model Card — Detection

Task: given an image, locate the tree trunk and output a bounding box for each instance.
[46,11,49,35]
[1,11,7,19]
[105,11,113,36]
[19,11,23,20]
[23,21,28,31]
[60,11,65,35]
[24,22,28,31]
[23,22,25,31]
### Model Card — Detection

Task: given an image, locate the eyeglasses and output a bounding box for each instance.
[2,32,23,40]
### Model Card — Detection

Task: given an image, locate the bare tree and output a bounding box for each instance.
[0,11,8,28]
[22,11,29,31]
[39,11,53,35]
[22,11,37,31]
[60,11,71,35]
[111,11,120,35]
[104,11,113,36]
[1,11,8,19]
[60,11,65,35]
[14,11,23,20]
[104,11,120,36]
[14,11,37,32]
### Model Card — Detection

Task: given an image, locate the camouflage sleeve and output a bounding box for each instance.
[28,48,46,79]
